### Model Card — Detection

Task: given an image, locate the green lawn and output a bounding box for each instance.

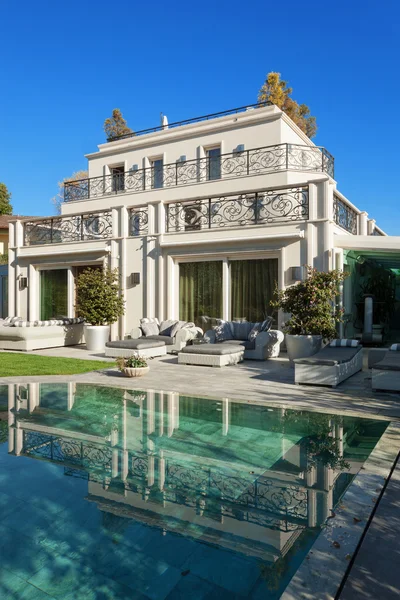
[0,353,115,377]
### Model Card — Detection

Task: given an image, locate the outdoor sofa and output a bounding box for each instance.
[294,339,363,388]
[0,317,85,351]
[372,344,400,391]
[105,318,201,358]
[202,319,284,360]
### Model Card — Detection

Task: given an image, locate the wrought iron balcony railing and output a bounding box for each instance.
[23,210,112,246]
[165,187,309,233]
[64,143,334,203]
[333,194,358,235]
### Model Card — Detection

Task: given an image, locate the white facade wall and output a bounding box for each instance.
[8,104,385,338]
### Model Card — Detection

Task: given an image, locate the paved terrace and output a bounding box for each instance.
[1,346,400,599]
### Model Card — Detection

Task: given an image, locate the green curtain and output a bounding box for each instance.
[230,259,278,322]
[40,270,68,320]
[179,261,223,327]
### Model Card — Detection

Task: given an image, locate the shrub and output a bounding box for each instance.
[75,267,125,326]
[271,266,348,339]
[116,353,148,370]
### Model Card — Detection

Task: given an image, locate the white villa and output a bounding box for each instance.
[7,102,400,342]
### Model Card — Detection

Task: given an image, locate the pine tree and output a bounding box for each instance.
[103,109,133,141]
[0,183,13,215]
[258,72,317,138]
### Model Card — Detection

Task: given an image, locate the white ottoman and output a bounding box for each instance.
[178,344,244,367]
[105,339,167,359]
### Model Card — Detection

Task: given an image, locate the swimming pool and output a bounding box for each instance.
[0,383,392,599]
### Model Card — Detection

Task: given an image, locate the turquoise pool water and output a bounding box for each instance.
[0,383,388,599]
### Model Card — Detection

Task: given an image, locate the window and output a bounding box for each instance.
[40,270,68,320]
[179,261,223,328]
[207,147,221,180]
[151,158,164,189]
[111,165,125,192]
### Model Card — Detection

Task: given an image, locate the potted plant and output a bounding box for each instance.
[76,267,125,352]
[116,353,149,377]
[272,266,348,362]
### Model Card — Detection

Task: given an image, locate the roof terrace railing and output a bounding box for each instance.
[106,102,273,142]
[333,194,358,234]
[64,143,334,203]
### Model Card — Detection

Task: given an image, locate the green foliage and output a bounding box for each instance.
[0,353,114,376]
[258,72,317,138]
[104,108,133,141]
[0,183,12,215]
[116,353,148,370]
[76,268,125,326]
[51,170,88,214]
[271,266,348,339]
[0,253,8,265]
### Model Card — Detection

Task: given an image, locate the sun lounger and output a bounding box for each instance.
[294,339,363,387]
[372,344,400,391]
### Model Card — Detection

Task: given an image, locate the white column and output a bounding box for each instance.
[67,268,74,317]
[28,383,39,413]
[8,249,15,317]
[323,181,334,271]
[359,211,368,236]
[110,239,119,340]
[67,383,76,410]
[222,258,230,320]
[15,263,21,317]
[167,392,174,437]
[157,203,165,320]
[119,206,129,339]
[278,248,285,330]
[146,205,156,318]
[367,219,376,236]
[167,255,176,319]
[335,250,344,338]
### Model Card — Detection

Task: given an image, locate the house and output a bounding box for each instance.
[0,215,12,318]
[7,102,400,342]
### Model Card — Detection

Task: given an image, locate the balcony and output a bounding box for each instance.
[64,143,334,203]
[23,210,112,246]
[333,195,358,235]
[165,187,309,233]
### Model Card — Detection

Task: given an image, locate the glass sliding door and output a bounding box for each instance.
[179,261,223,328]
[40,269,68,320]
[230,259,278,322]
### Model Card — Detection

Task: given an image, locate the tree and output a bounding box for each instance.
[271,266,348,339]
[103,108,133,141]
[75,267,125,326]
[0,183,12,215]
[51,170,88,213]
[258,72,317,138]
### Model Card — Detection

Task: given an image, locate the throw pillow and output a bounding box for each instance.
[214,320,234,342]
[248,322,262,341]
[261,317,273,332]
[141,321,160,337]
[232,321,252,341]
[329,339,359,347]
[170,320,192,338]
[159,319,179,337]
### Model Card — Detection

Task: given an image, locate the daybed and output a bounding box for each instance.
[372,344,400,391]
[203,319,284,360]
[178,344,244,367]
[294,339,363,388]
[0,317,85,351]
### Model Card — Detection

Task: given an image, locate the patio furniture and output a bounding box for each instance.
[203,320,284,360]
[178,344,244,367]
[130,318,202,353]
[294,339,363,388]
[372,344,400,391]
[105,338,167,359]
[0,317,85,351]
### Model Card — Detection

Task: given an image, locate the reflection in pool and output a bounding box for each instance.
[1,383,388,599]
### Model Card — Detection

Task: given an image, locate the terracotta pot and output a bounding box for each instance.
[122,366,149,378]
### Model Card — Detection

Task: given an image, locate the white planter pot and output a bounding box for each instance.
[122,366,150,378]
[285,334,323,363]
[84,325,110,352]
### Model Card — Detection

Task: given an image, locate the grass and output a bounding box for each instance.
[0,353,115,377]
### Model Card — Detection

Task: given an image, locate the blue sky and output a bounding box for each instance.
[1,0,399,233]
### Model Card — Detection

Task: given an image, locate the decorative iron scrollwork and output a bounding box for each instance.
[23,211,113,246]
[166,187,308,232]
[64,144,333,202]
[129,207,149,235]
[333,195,358,234]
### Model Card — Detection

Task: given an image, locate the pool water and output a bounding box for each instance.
[0,383,388,599]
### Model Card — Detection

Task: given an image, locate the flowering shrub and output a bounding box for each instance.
[271,266,348,339]
[116,353,148,370]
